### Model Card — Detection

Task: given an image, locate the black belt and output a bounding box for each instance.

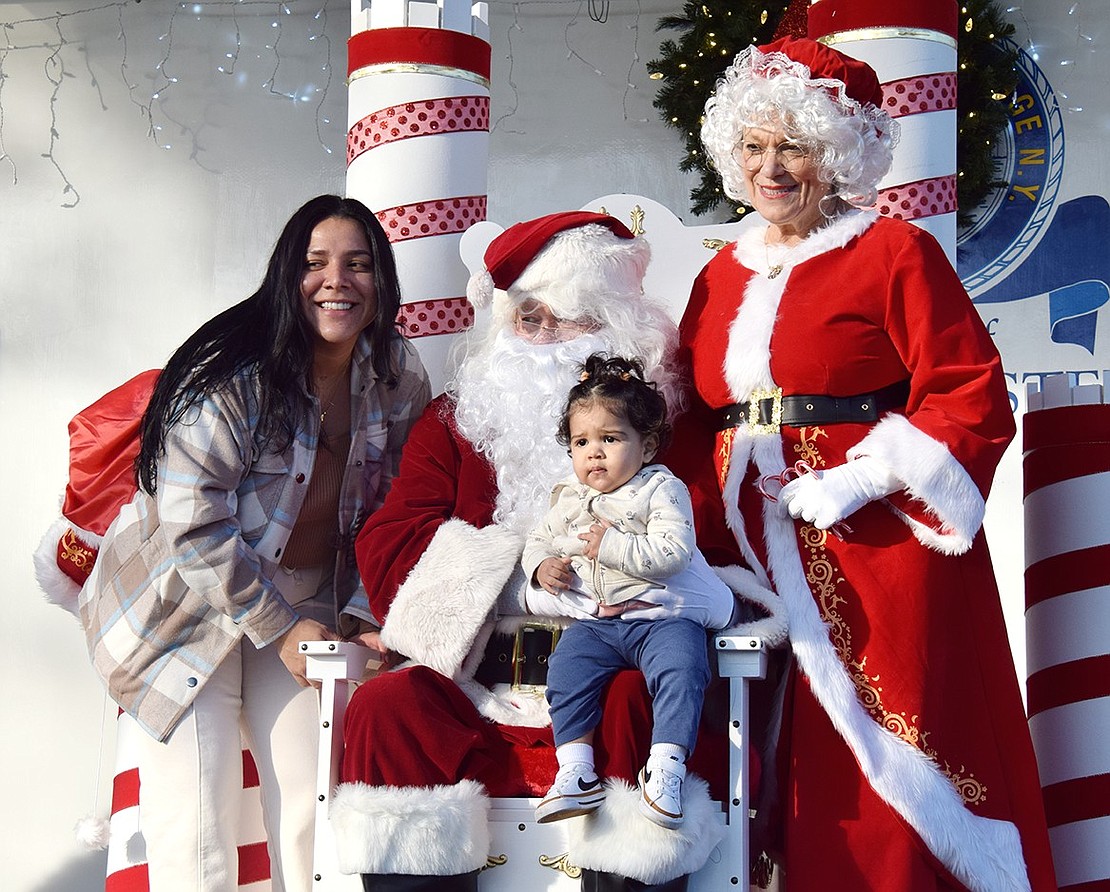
[474,623,561,690]
[719,379,910,432]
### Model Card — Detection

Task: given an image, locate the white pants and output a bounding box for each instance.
[129,567,328,892]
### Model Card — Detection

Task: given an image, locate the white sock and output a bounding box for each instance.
[649,742,686,766]
[556,742,595,772]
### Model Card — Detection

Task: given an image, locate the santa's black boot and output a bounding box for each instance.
[360,870,479,892]
[580,869,689,892]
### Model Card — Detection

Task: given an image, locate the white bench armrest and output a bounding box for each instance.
[301,640,375,682]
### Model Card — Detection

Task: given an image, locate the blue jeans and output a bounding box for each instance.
[546,617,712,753]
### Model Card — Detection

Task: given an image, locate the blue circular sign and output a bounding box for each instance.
[956,41,1065,299]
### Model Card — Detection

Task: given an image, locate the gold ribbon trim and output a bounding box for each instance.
[348,63,491,89]
[820,28,957,50]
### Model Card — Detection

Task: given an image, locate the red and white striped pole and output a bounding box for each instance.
[808,0,959,261]
[346,0,491,384]
[1023,379,1110,891]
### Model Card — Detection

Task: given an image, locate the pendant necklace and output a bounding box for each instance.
[316,367,349,429]
[765,237,785,280]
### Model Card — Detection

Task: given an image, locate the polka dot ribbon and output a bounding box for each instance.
[347,96,490,165]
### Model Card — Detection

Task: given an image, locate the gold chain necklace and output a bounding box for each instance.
[316,367,349,428]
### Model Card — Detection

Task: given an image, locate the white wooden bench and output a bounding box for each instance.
[303,633,767,890]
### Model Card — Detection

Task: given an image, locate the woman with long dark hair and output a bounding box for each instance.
[80,194,430,890]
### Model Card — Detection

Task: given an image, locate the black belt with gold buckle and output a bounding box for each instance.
[474,622,562,690]
[719,379,910,433]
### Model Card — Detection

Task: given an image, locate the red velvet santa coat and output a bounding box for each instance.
[350,394,555,733]
[333,395,746,881]
[677,210,1056,892]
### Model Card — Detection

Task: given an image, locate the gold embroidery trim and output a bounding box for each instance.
[718,426,737,489]
[59,527,97,577]
[793,426,827,468]
[796,431,986,806]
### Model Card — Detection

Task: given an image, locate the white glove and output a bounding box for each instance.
[779,456,900,530]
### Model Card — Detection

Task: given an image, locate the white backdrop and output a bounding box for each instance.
[0,2,698,888]
[0,1,1097,889]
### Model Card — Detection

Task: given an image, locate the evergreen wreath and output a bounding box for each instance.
[647,0,1018,224]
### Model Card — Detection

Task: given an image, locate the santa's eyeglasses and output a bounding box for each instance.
[513,303,600,342]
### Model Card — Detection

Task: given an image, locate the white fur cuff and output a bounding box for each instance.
[712,564,789,647]
[381,519,523,677]
[33,516,97,618]
[455,678,553,727]
[567,775,725,884]
[849,414,984,554]
[330,780,491,876]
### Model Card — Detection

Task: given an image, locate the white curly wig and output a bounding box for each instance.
[463,222,684,415]
[701,43,899,209]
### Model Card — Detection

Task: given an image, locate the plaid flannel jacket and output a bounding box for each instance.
[78,334,430,741]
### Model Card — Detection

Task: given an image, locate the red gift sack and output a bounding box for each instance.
[34,370,159,611]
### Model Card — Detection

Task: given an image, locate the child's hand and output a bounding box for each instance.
[578,520,611,559]
[536,556,574,594]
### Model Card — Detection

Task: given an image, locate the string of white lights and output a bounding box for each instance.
[1055,1,1092,113]
[1006,2,1093,114]
[1,0,650,205]
[43,13,80,207]
[564,2,606,77]
[621,0,644,123]
[116,2,152,126]
[147,1,182,146]
[0,0,337,206]
[264,2,295,100]
[0,20,17,185]
[308,4,333,155]
[491,2,523,134]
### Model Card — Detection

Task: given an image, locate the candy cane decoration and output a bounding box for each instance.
[1023,376,1110,892]
[808,0,959,261]
[347,0,491,382]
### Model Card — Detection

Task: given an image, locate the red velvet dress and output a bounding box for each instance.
[676,211,1057,892]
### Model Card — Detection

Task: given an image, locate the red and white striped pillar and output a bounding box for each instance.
[1023,380,1110,891]
[808,0,959,261]
[346,0,491,383]
[104,714,272,891]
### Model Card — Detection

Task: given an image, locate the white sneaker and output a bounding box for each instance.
[638,758,685,829]
[535,763,605,823]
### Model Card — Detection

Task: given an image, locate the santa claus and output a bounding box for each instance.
[329,211,783,892]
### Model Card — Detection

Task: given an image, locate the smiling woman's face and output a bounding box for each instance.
[738,124,831,241]
[300,216,378,357]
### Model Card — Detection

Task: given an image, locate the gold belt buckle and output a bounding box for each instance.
[747,387,783,435]
[511,622,561,691]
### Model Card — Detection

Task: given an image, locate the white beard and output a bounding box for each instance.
[453,330,610,535]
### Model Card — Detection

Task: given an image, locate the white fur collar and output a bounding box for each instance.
[725,210,877,402]
[732,208,878,278]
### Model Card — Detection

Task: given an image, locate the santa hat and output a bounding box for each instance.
[751,35,883,114]
[465,211,648,317]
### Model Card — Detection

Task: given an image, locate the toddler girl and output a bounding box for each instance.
[523,353,736,828]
